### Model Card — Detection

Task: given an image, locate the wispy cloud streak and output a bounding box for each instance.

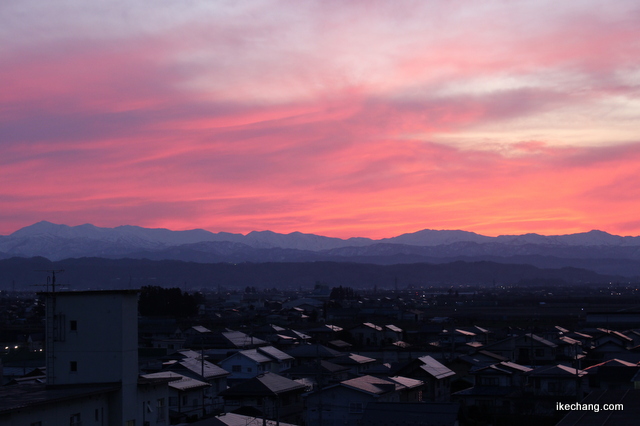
[1,0,640,238]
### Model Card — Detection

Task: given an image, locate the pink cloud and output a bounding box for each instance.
[2,1,640,238]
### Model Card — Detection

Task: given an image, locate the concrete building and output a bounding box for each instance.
[0,290,170,426]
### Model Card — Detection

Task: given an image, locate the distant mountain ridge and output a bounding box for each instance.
[1,221,640,277]
[5,221,640,248]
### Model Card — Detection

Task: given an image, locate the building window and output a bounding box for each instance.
[349,402,363,413]
[548,381,563,393]
[125,421,135,426]
[30,422,42,426]
[157,398,166,422]
[70,361,78,372]
[232,365,241,372]
[70,320,77,331]
[70,413,81,426]
[480,377,499,386]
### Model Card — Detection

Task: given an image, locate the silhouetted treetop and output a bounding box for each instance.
[138,285,198,318]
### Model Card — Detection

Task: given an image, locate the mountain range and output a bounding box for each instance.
[1,221,640,279]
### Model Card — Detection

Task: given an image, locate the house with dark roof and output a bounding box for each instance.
[255,324,310,347]
[187,329,267,350]
[285,343,341,365]
[219,372,306,425]
[304,375,424,426]
[554,335,585,363]
[584,358,640,390]
[219,346,294,384]
[141,371,210,422]
[160,356,230,410]
[480,333,558,365]
[280,359,350,389]
[527,364,588,400]
[331,353,378,375]
[306,324,344,344]
[350,323,386,347]
[396,355,455,402]
[383,324,403,344]
[452,361,532,416]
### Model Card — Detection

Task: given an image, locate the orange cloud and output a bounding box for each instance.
[2,1,640,239]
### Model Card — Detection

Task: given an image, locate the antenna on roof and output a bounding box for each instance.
[33,269,65,386]
[33,269,66,293]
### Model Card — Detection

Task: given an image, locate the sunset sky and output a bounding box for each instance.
[2,1,640,239]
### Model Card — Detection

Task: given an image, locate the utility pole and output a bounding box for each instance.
[34,269,65,385]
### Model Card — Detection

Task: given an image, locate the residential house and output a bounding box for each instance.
[219,346,294,384]
[280,359,350,389]
[304,375,424,426]
[350,323,385,347]
[255,324,310,347]
[331,353,377,375]
[481,333,557,365]
[285,343,341,365]
[161,357,230,410]
[188,329,267,350]
[452,361,532,416]
[527,364,588,400]
[142,371,210,422]
[396,355,456,402]
[305,324,344,344]
[220,372,306,425]
[383,325,403,344]
[584,359,640,390]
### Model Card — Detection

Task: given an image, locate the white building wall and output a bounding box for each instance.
[44,290,140,425]
[219,353,264,381]
[137,383,170,426]
[46,291,138,386]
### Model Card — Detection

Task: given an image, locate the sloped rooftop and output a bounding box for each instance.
[529,364,587,377]
[220,372,305,397]
[177,358,230,379]
[236,349,271,364]
[333,353,377,366]
[286,343,341,359]
[222,330,267,348]
[341,375,421,395]
[418,355,456,379]
[142,371,210,391]
[258,346,294,362]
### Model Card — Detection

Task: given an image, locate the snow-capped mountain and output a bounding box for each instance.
[1,222,640,278]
